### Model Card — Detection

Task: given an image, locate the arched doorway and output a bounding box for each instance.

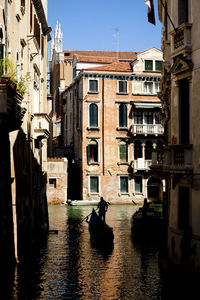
[147,176,163,203]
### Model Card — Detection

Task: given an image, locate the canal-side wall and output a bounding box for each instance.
[47,158,68,204]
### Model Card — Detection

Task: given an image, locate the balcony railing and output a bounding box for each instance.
[0,83,26,132]
[151,144,193,173]
[131,158,152,172]
[170,23,192,58]
[132,124,164,135]
[33,113,50,139]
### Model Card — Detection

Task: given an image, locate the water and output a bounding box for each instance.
[2,205,198,299]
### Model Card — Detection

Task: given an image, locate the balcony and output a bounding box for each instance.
[33,113,50,139]
[0,83,26,132]
[151,144,193,174]
[131,158,152,172]
[132,124,164,136]
[170,23,192,58]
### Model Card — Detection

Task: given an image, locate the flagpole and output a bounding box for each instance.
[160,0,177,32]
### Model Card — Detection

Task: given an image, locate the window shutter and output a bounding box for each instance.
[0,44,4,75]
[120,177,128,193]
[119,104,127,127]
[120,144,127,162]
[145,60,153,71]
[90,103,98,127]
[155,61,162,71]
[90,177,98,193]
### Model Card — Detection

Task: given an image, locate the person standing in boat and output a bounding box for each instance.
[97,196,108,222]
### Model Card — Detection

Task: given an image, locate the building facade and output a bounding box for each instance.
[0,0,51,266]
[62,47,164,203]
[152,0,200,272]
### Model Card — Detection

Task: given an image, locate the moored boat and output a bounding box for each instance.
[66,199,99,206]
[131,203,164,236]
[87,209,114,246]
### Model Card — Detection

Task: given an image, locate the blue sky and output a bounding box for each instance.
[47,0,162,53]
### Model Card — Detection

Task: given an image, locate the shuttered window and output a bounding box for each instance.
[119,104,127,128]
[134,110,143,124]
[155,60,162,71]
[119,143,128,162]
[135,176,142,193]
[145,60,153,71]
[90,176,99,193]
[178,0,188,25]
[118,81,127,93]
[89,80,98,92]
[89,103,98,127]
[0,44,4,75]
[120,176,128,193]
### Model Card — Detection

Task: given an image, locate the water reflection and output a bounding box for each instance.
[2,204,198,300]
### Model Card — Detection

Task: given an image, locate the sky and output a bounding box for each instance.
[47,0,162,55]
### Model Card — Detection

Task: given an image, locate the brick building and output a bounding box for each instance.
[62,47,164,203]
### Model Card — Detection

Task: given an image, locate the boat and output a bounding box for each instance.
[66,199,99,206]
[87,209,114,246]
[131,203,164,236]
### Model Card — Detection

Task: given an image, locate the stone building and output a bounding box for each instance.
[62,47,164,203]
[0,0,51,266]
[151,0,200,272]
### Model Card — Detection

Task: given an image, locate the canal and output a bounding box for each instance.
[3,205,198,299]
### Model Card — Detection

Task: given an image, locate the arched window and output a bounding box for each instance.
[119,104,127,128]
[87,140,98,163]
[89,103,98,127]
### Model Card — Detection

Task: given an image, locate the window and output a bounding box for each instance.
[89,103,98,127]
[119,104,127,128]
[89,79,98,93]
[34,15,40,48]
[134,110,143,124]
[118,80,128,93]
[135,176,142,193]
[155,82,160,93]
[0,44,4,75]
[179,78,189,144]
[119,142,128,163]
[145,60,153,71]
[144,110,153,124]
[49,178,56,188]
[134,140,142,159]
[120,176,128,193]
[145,141,153,160]
[178,0,188,25]
[178,186,190,230]
[87,140,98,164]
[155,60,162,71]
[155,111,161,124]
[90,176,99,193]
[144,82,153,94]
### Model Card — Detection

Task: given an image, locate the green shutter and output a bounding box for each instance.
[0,44,4,76]
[119,104,127,127]
[155,60,162,71]
[90,177,98,193]
[135,177,142,193]
[119,144,127,162]
[145,60,153,71]
[120,177,128,193]
[90,103,98,127]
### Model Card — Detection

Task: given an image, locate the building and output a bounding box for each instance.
[62,47,164,203]
[0,0,51,266]
[151,0,200,272]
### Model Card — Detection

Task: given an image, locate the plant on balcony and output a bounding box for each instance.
[0,56,31,95]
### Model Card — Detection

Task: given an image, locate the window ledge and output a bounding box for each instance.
[88,162,100,165]
[117,162,129,165]
[88,91,99,94]
[118,193,130,196]
[117,92,128,95]
[117,127,128,131]
[87,127,100,131]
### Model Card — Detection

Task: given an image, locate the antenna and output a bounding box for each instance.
[113,28,119,59]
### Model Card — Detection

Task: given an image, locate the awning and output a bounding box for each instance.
[133,103,161,109]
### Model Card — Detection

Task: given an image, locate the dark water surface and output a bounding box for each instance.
[3,205,198,299]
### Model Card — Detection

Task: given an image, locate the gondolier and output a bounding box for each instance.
[97,196,108,222]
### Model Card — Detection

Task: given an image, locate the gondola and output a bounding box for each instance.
[87,208,114,246]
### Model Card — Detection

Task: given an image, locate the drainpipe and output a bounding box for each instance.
[102,77,105,175]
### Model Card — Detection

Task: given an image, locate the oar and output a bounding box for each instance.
[79,207,98,223]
